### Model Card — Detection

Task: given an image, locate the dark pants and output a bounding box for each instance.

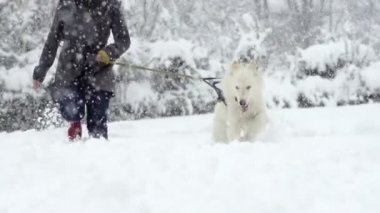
[55,80,112,139]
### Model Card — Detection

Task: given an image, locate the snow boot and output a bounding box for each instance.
[68,121,82,141]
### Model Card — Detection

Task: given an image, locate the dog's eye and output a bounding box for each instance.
[246,86,251,90]
[235,86,240,90]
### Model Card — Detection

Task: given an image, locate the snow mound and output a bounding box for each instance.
[1,104,380,213]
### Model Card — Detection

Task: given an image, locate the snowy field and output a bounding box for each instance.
[1,104,380,213]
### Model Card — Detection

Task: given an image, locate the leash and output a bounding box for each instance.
[113,62,202,80]
[201,77,227,106]
[113,61,227,105]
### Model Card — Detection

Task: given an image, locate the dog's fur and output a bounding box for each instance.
[213,60,268,143]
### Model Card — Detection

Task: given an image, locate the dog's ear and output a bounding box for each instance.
[230,61,241,73]
[248,60,262,76]
[247,60,258,72]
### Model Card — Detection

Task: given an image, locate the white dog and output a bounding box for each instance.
[213,60,269,143]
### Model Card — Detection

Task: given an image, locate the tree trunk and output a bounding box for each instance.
[320,0,326,12]
[263,0,269,18]
[294,0,299,12]
[329,0,333,32]
[254,0,262,18]
[287,0,293,11]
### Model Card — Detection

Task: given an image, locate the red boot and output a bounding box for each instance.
[68,122,82,141]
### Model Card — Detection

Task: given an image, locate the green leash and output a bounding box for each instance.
[113,62,203,80]
[113,61,226,105]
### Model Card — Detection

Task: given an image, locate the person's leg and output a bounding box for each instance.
[86,91,111,139]
[55,84,85,140]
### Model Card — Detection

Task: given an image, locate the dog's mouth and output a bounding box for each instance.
[239,103,250,112]
[241,105,249,112]
[235,97,249,112]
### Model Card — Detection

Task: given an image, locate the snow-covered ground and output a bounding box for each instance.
[1,104,380,213]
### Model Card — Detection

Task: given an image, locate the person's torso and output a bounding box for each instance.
[53,0,117,91]
[57,0,114,65]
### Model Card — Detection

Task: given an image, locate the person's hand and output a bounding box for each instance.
[95,50,111,65]
[33,80,42,89]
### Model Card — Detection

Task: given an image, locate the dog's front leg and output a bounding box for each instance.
[226,119,242,142]
[246,113,269,141]
[213,103,229,143]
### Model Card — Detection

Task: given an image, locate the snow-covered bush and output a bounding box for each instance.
[0,93,59,131]
[264,50,378,109]
[264,70,299,109]
[2,0,380,132]
[360,62,380,102]
[0,1,55,68]
[110,39,216,121]
[284,64,375,108]
[297,39,376,78]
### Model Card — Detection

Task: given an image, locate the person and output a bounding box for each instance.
[32,0,131,140]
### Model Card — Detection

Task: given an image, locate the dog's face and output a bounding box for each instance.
[227,61,263,112]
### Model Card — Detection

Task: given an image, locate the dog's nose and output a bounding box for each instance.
[239,99,247,106]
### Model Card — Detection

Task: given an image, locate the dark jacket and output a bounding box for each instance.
[33,0,130,92]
